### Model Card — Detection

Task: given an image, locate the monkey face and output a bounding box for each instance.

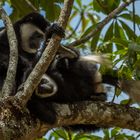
[20,23,45,54]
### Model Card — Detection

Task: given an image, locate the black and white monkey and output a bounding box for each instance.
[0,12,66,94]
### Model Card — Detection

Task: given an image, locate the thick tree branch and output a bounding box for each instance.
[68,0,135,47]
[45,101,140,132]
[0,100,140,140]
[0,97,42,140]
[16,0,74,106]
[0,7,18,97]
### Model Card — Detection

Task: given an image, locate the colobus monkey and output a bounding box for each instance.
[28,48,107,131]
[0,12,66,94]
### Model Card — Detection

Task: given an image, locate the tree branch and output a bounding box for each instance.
[0,7,18,97]
[68,0,135,47]
[0,97,42,140]
[46,101,140,132]
[16,0,74,106]
[0,100,140,139]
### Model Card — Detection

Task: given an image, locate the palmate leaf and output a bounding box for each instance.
[111,38,128,47]
[119,20,137,40]
[91,31,101,51]
[93,0,121,15]
[115,21,127,40]
[119,13,140,24]
[104,21,114,42]
[81,24,97,38]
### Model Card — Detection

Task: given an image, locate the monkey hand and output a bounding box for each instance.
[45,23,65,40]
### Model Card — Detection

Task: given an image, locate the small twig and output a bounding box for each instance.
[24,0,38,12]
[16,0,74,106]
[68,0,135,47]
[0,7,18,97]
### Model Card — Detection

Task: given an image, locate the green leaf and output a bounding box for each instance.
[40,0,61,21]
[104,21,114,42]
[114,21,127,41]
[119,13,140,24]
[92,0,106,14]
[81,24,97,38]
[110,0,121,11]
[107,0,114,7]
[81,14,88,32]
[111,127,121,137]
[73,133,102,140]
[93,0,121,15]
[111,38,128,47]
[91,31,101,51]
[120,99,130,105]
[114,21,121,38]
[115,133,135,140]
[29,0,40,10]
[76,0,82,8]
[119,20,137,40]
[51,129,68,139]
[103,129,110,139]
[69,10,78,22]
[87,13,99,24]
[10,0,35,22]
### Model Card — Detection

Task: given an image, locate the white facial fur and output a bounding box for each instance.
[35,74,58,98]
[20,23,45,53]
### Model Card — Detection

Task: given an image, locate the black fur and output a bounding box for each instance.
[28,53,107,131]
[0,13,49,90]
[0,12,64,91]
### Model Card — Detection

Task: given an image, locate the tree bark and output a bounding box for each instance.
[0,99,140,140]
